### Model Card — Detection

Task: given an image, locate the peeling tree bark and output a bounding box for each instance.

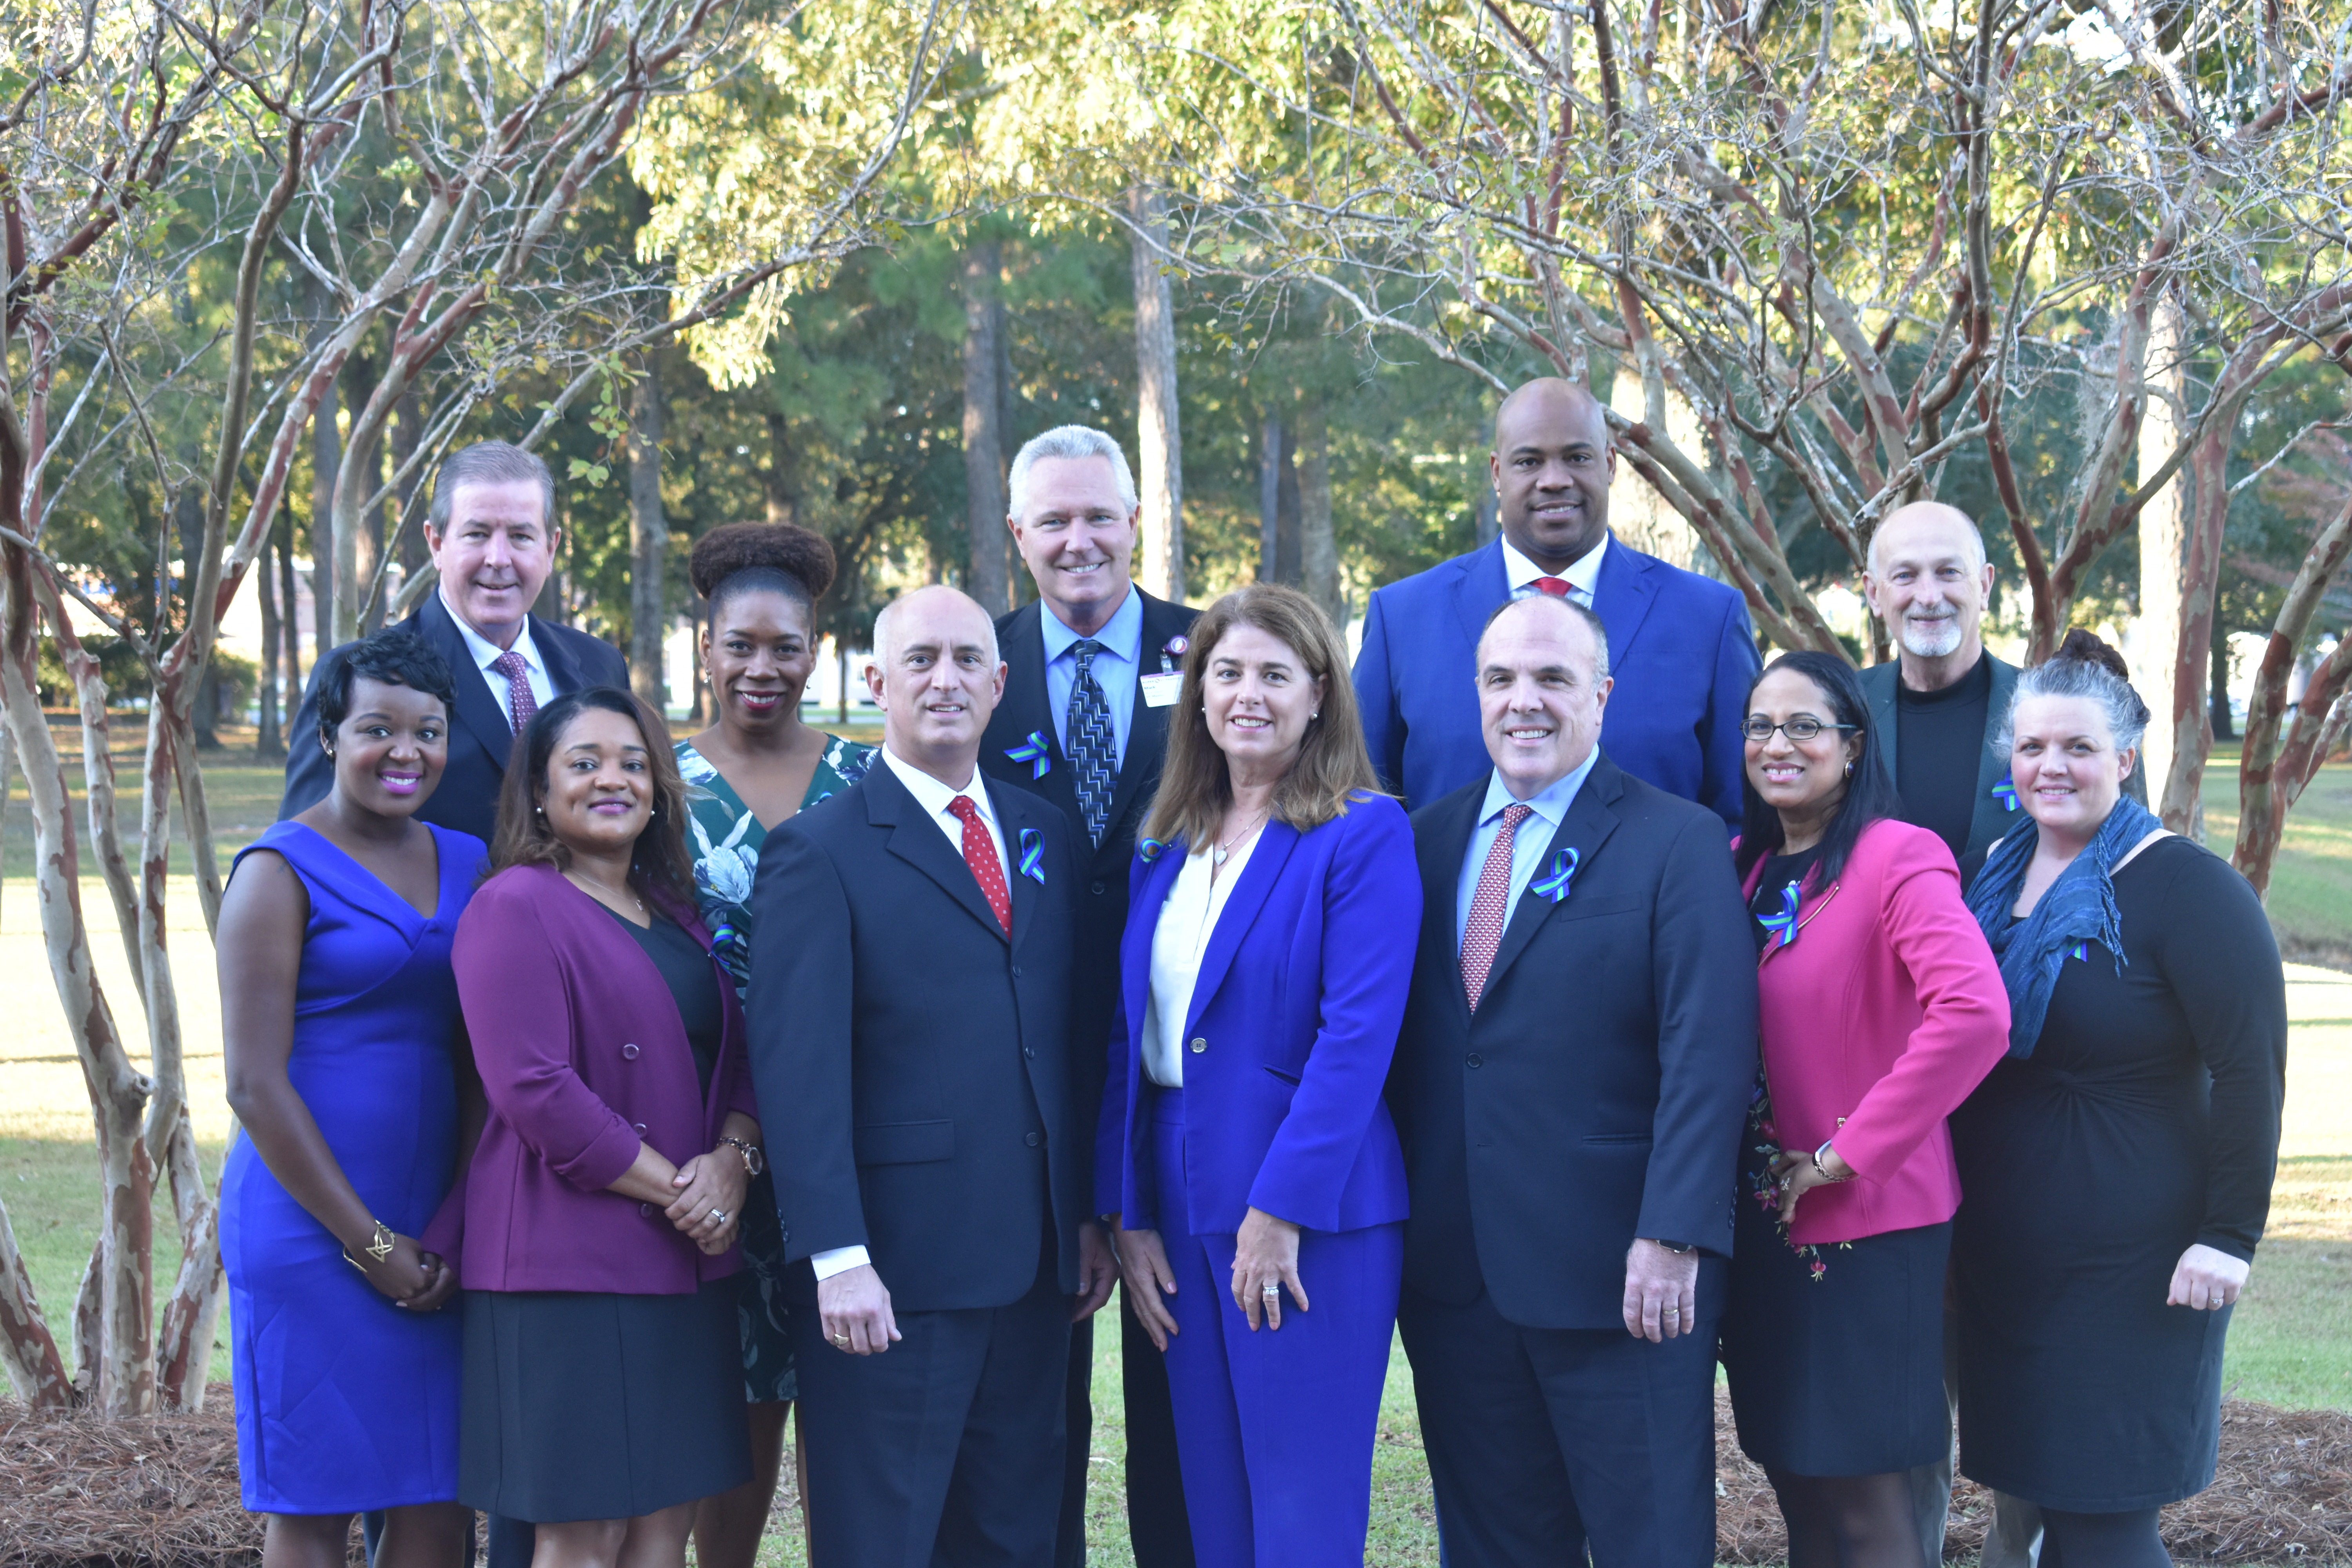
[628,353,670,710]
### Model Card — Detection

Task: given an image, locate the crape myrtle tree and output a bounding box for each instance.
[0,0,946,1414]
[1112,0,2348,889]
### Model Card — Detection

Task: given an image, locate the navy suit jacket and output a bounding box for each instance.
[1387,753,1757,1330]
[1096,794,1421,1238]
[279,593,629,846]
[1354,536,1759,826]
[980,589,1198,1132]
[746,759,1088,1312]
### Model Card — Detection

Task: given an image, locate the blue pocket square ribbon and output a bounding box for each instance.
[1018,828,1045,884]
[1004,730,1052,781]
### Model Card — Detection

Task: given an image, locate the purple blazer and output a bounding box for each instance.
[430,863,757,1293]
[1095,793,1421,1237]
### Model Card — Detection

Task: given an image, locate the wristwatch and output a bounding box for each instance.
[719,1136,765,1176]
[1648,1238,1696,1255]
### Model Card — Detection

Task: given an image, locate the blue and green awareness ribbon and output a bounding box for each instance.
[1530,846,1579,903]
[1138,837,1170,862]
[1018,828,1045,885]
[1756,881,1804,949]
[1992,778,2020,812]
[1004,730,1052,781]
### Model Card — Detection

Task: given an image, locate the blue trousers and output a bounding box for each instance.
[1149,1089,1402,1568]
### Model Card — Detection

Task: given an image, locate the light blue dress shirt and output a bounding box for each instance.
[1454,751,1602,948]
[1041,586,1143,768]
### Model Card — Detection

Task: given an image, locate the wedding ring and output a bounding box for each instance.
[833,1331,849,1345]
[1261,1285,1280,1299]
[1664,1307,1681,1318]
[709,1208,727,1224]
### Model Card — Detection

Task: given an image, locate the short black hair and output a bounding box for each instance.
[314,630,457,748]
[1734,650,1904,890]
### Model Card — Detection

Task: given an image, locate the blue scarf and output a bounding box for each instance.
[1964,794,2161,1059]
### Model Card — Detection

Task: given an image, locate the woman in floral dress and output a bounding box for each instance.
[673,522,873,1565]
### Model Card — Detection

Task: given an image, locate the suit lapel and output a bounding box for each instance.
[1973,655,2018,824]
[1182,819,1300,1039]
[418,595,515,779]
[997,603,1087,828]
[1448,542,1510,652]
[1125,844,1187,1036]
[998,781,1045,956]
[1100,594,1187,847]
[1419,785,1486,1031]
[536,617,589,696]
[1589,539,1660,659]
[869,761,1009,944]
[1867,667,1902,779]
[1479,758,1624,1004]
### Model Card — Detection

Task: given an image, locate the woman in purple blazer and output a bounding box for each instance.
[438,687,762,1568]
[1099,585,1421,1568]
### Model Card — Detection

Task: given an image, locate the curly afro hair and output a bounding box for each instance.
[689,522,838,618]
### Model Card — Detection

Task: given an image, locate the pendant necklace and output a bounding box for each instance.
[1212,809,1269,869]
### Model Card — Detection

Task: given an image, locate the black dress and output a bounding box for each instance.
[1720,844,1955,1479]
[1952,835,2285,1511]
[459,909,750,1523]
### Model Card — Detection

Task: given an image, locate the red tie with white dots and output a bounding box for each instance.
[1461,803,1533,1010]
[948,795,1012,934]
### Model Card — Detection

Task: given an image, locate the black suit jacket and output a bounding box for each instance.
[746,760,1087,1312]
[1388,752,1758,1331]
[279,593,629,845]
[978,590,1198,1129]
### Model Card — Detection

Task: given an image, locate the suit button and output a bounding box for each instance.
[1024,1047,1036,1060]
[621,1043,640,1060]
[639,1202,653,1216]
[1011,965,1023,978]
[1025,1131,1044,1148]
[633,1123,648,1135]
[1466,1054,1483,1068]
[1189,1038,1207,1054]
[1091,881,1106,895]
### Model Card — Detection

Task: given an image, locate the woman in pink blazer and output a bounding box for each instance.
[1719,651,2009,1568]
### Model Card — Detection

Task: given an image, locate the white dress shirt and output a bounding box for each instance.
[442,589,555,719]
[812,746,1008,1283]
[1141,832,1262,1090]
[1453,753,1601,948]
[1501,532,1608,607]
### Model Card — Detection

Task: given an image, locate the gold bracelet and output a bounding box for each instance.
[343,1220,396,1272]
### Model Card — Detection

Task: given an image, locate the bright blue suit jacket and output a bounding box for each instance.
[1354,536,1761,826]
[1094,793,1421,1238]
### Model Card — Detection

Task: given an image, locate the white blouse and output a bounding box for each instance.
[1142,832,1262,1089]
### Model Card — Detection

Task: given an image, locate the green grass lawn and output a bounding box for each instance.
[1,715,2347,1564]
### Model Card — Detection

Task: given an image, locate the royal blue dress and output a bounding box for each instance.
[221,820,484,1514]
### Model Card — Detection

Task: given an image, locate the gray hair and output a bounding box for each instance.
[428,441,556,537]
[1995,652,2152,757]
[871,586,1000,672]
[1007,425,1138,521]
[1479,592,1613,681]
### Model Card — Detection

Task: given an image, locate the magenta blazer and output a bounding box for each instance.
[427,863,758,1293]
[1740,818,2008,1246]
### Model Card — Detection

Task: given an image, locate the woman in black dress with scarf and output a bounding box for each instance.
[1955,634,2285,1568]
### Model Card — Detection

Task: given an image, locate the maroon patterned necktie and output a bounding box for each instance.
[490,649,538,734]
[1460,804,1533,1010]
[948,796,1012,933]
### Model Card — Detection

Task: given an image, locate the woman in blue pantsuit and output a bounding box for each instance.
[1099,584,1420,1567]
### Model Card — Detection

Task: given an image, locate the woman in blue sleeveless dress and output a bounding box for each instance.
[220,630,482,1568]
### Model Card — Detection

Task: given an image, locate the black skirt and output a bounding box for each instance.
[459,1279,751,1522]
[1719,1152,1952,1477]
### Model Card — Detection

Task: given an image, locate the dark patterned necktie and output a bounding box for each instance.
[1065,640,1118,845]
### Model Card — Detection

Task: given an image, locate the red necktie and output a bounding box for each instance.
[1460,804,1533,1010]
[490,649,538,734]
[1533,576,1573,598]
[948,795,1012,934]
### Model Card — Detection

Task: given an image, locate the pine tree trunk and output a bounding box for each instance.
[1297,398,1339,624]
[1129,188,1185,602]
[1259,413,1283,583]
[628,357,670,710]
[962,240,1009,614]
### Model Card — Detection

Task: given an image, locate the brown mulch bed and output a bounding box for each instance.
[4,1386,2348,1564]
[1715,1392,2352,1563]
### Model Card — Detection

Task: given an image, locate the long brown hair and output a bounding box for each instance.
[488,685,696,906]
[1141,583,1383,851]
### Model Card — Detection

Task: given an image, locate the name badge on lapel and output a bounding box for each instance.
[1140,672,1183,708]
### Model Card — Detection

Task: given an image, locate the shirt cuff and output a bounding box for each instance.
[811,1245,871,1281]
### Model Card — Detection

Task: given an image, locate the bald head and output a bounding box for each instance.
[1863,501,1994,684]
[1491,377,1617,571]
[867,585,1006,782]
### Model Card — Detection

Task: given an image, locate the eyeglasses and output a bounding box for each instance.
[1740,716,1859,743]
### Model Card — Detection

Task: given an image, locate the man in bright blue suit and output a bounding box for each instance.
[1354,378,1759,826]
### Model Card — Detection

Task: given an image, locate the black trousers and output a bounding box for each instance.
[796,1259,1072,1568]
[1399,1285,1719,1568]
